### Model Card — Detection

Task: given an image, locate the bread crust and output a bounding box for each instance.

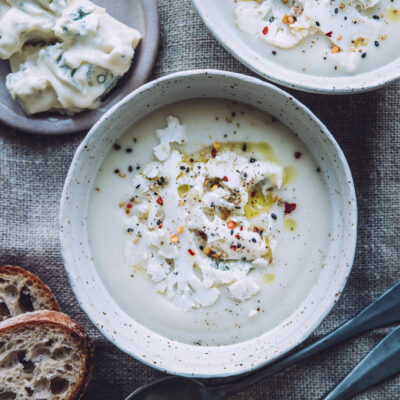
[0,310,94,400]
[0,265,60,312]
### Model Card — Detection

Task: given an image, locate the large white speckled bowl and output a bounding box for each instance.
[60,70,357,377]
[192,0,400,94]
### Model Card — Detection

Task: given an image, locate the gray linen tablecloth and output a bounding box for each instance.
[0,1,399,399]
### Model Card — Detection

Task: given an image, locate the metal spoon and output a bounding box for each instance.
[323,325,400,400]
[126,282,400,400]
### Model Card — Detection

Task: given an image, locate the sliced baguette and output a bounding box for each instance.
[0,310,94,400]
[0,265,60,321]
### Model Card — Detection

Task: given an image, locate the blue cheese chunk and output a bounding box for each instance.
[7,43,119,114]
[1,0,142,114]
[0,0,66,59]
[53,1,141,75]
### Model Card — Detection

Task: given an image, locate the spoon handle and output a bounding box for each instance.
[323,326,400,400]
[213,282,400,397]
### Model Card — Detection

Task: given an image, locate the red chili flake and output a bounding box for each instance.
[284,202,297,214]
[222,176,229,182]
[188,249,195,256]
[240,225,243,231]
[211,148,217,158]
[294,151,302,159]
[232,245,237,251]
[227,220,236,229]
[251,190,257,198]
[262,26,269,35]
[127,203,133,209]
[253,227,259,233]
[235,233,241,240]
[156,197,163,206]
[158,224,163,229]
[325,31,333,37]
[197,230,207,240]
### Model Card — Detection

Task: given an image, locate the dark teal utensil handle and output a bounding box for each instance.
[211,282,400,398]
[324,326,400,400]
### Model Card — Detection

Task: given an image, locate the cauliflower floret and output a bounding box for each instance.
[229,277,260,302]
[154,116,186,161]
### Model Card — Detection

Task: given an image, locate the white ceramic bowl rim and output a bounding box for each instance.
[191,0,400,94]
[60,69,357,377]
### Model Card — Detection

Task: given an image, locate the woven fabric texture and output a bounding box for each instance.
[0,0,399,399]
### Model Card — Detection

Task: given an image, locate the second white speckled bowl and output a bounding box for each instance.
[192,0,400,94]
[60,70,357,377]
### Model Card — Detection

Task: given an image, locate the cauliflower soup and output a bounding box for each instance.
[87,98,332,346]
[232,0,400,76]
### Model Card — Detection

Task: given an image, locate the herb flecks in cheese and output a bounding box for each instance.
[0,0,67,59]
[234,0,391,72]
[0,0,142,114]
[123,116,288,312]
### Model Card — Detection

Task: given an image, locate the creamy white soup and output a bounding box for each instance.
[230,0,400,76]
[87,99,332,346]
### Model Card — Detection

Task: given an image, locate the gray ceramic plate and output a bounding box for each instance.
[0,0,159,135]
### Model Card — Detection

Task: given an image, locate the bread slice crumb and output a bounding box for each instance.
[0,265,60,321]
[0,310,94,400]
